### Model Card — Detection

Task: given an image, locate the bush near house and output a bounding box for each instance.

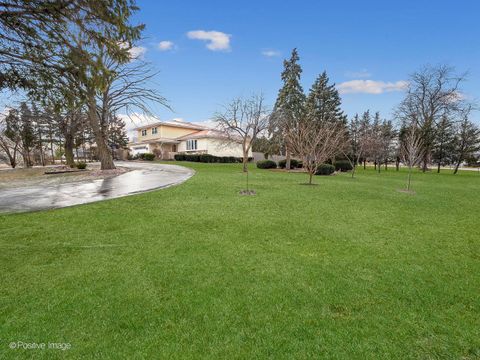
[278,159,301,169]
[256,159,277,169]
[173,154,249,163]
[316,163,335,175]
[334,160,353,172]
[132,153,156,161]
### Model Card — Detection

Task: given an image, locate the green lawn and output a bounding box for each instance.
[0,163,479,359]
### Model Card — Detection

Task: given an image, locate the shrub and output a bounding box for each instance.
[315,163,335,175]
[256,160,277,169]
[76,162,87,170]
[184,154,200,162]
[199,154,216,163]
[278,159,300,169]
[142,153,155,161]
[173,154,243,163]
[334,160,353,172]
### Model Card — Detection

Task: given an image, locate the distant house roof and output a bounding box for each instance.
[133,120,207,131]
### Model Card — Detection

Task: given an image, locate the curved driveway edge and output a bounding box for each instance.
[0,161,194,214]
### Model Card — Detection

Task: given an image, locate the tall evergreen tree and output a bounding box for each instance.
[358,110,371,169]
[108,115,129,152]
[452,112,480,174]
[19,102,36,167]
[305,71,347,126]
[270,48,306,169]
[432,114,455,173]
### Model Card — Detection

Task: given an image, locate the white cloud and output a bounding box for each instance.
[158,41,174,51]
[187,30,231,51]
[337,80,408,94]
[129,46,147,60]
[261,49,281,57]
[344,69,372,78]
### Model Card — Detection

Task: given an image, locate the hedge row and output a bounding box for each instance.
[334,160,353,172]
[278,159,303,169]
[174,154,250,163]
[256,160,277,169]
[316,164,335,175]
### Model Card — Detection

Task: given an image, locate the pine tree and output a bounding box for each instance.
[19,102,36,167]
[305,71,347,126]
[432,114,455,173]
[452,112,480,174]
[357,110,371,169]
[270,48,306,170]
[108,115,129,151]
[380,119,396,170]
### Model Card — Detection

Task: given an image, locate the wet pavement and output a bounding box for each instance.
[0,161,194,214]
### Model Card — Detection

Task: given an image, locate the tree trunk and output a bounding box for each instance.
[309,171,313,185]
[87,91,115,170]
[242,157,248,172]
[422,156,428,172]
[23,149,31,168]
[384,160,387,170]
[64,134,75,167]
[5,146,17,168]
[407,167,412,191]
[363,159,366,170]
[285,147,291,170]
[50,141,55,165]
[437,162,441,173]
[242,146,248,172]
[453,160,461,175]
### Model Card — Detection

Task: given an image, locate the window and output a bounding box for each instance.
[141,129,147,136]
[152,127,158,135]
[186,139,197,150]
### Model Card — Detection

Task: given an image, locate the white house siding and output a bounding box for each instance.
[205,138,250,157]
[130,144,150,156]
[177,138,247,157]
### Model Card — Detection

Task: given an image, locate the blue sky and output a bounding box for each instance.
[130,0,480,124]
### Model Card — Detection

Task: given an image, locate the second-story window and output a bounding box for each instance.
[141,129,147,136]
[152,127,158,135]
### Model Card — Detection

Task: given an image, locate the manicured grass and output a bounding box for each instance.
[0,163,479,359]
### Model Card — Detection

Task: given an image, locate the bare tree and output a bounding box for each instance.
[401,125,424,192]
[396,65,466,172]
[289,119,346,185]
[214,94,270,172]
[0,110,21,168]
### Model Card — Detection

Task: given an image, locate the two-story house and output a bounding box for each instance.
[128,120,250,159]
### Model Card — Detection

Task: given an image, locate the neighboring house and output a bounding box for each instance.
[128,120,250,159]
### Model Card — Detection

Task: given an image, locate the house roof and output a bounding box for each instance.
[133,120,207,131]
[175,129,230,141]
[128,138,180,145]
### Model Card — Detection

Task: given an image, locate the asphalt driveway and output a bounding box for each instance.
[0,161,194,214]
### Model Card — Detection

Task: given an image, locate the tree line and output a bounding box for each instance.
[0,0,167,170]
[251,49,480,184]
[0,101,128,168]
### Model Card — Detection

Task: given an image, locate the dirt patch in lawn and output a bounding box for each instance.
[0,164,130,189]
